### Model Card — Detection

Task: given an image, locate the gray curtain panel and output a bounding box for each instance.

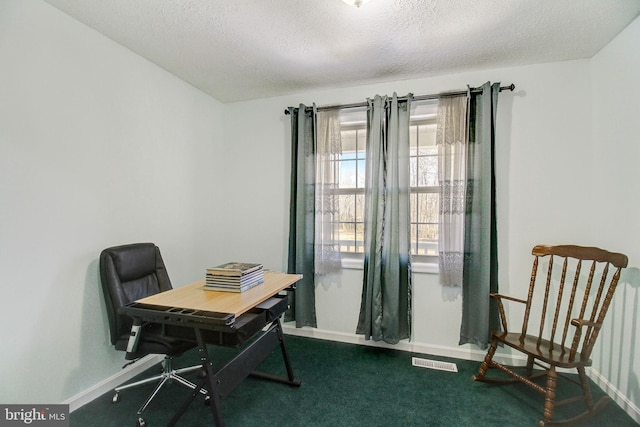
[459,82,501,349]
[356,93,412,344]
[287,104,318,328]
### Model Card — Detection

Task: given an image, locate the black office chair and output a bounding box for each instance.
[99,243,205,421]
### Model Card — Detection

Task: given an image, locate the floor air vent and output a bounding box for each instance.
[412,357,458,373]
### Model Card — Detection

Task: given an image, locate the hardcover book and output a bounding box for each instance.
[203,278,264,293]
[206,272,265,287]
[206,262,263,277]
[206,269,264,284]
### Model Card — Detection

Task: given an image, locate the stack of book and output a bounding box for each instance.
[204,262,264,293]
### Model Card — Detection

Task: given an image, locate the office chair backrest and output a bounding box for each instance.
[100,243,173,345]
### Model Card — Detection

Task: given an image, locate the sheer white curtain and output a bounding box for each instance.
[315,110,342,279]
[437,95,468,298]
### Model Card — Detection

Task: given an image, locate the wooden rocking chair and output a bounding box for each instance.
[472,244,628,426]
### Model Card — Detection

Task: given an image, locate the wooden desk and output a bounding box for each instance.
[121,271,302,427]
[136,271,302,317]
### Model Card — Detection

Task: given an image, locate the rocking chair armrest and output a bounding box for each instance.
[569,318,603,358]
[490,293,526,334]
[490,293,527,305]
[570,318,602,329]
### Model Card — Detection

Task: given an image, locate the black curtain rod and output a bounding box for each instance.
[284,83,515,115]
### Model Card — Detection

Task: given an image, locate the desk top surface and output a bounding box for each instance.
[135,271,301,317]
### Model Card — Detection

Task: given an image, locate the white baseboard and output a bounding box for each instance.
[589,367,640,424]
[281,324,640,424]
[63,354,164,412]
[280,323,525,365]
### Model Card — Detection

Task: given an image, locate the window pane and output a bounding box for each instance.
[416,224,438,255]
[336,102,441,258]
[418,124,436,147]
[417,156,438,186]
[410,192,418,221]
[356,159,366,188]
[339,194,356,222]
[422,146,438,155]
[356,129,367,155]
[355,223,365,253]
[415,193,439,223]
[410,224,418,254]
[341,129,357,152]
[411,192,439,257]
[355,194,365,221]
[410,126,418,154]
[339,222,357,252]
[409,156,417,187]
[339,159,357,188]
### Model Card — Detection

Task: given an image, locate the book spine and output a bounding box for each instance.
[206,269,264,284]
[203,279,263,293]
[206,264,263,277]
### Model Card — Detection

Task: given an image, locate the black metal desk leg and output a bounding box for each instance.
[247,320,301,387]
[166,376,208,427]
[195,328,225,427]
[164,328,217,427]
[274,318,299,384]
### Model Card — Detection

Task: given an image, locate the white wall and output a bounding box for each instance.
[223,59,597,343]
[0,0,227,404]
[590,16,640,417]
[2,0,639,420]
[221,18,640,420]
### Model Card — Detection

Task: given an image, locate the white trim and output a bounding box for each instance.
[281,324,640,423]
[281,323,520,365]
[341,257,438,274]
[340,257,363,270]
[412,261,439,274]
[589,367,640,424]
[63,354,164,412]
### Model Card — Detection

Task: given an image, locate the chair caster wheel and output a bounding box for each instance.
[112,393,120,404]
[136,417,146,427]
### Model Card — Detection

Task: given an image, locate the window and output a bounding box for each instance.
[336,100,439,265]
[409,102,439,261]
[337,119,366,254]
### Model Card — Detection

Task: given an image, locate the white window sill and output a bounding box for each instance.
[341,257,364,270]
[340,258,438,274]
[412,262,439,274]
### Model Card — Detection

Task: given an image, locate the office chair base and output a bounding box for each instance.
[112,357,206,416]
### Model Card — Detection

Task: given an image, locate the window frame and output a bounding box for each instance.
[336,101,440,273]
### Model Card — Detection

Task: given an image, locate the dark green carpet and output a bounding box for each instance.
[71,335,636,426]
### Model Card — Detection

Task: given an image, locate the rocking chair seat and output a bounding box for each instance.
[494,332,590,369]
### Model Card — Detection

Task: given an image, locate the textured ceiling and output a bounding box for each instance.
[43,0,640,103]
